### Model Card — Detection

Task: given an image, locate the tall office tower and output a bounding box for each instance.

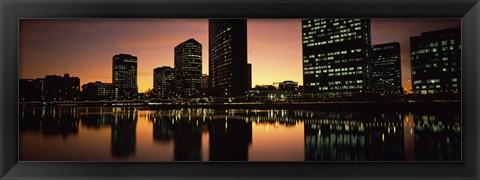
[209,19,249,97]
[153,66,175,99]
[302,19,372,99]
[174,38,202,98]
[410,27,461,99]
[371,42,403,94]
[81,81,114,101]
[112,54,138,100]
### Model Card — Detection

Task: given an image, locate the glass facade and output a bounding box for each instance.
[371,42,402,94]
[174,38,202,98]
[112,54,138,100]
[410,28,461,99]
[302,19,372,100]
[153,66,175,99]
[209,19,249,97]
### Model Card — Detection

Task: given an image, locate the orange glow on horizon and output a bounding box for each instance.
[20,19,459,93]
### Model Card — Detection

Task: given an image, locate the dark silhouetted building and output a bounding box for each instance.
[153,66,175,99]
[247,83,303,102]
[410,28,461,99]
[371,42,403,94]
[42,73,80,101]
[302,19,371,100]
[209,19,249,97]
[112,54,138,100]
[201,74,209,89]
[174,39,202,98]
[200,74,209,96]
[81,81,113,100]
[279,80,299,91]
[19,78,43,101]
[247,63,252,90]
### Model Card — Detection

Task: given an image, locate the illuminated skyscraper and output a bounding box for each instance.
[174,38,202,98]
[209,19,249,97]
[153,66,175,99]
[371,42,403,94]
[302,19,371,99]
[410,27,461,99]
[112,54,138,100]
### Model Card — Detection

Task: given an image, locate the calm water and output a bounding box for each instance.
[19,107,461,161]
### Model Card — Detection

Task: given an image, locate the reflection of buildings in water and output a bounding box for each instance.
[173,120,203,161]
[208,118,252,161]
[20,108,44,131]
[79,107,114,129]
[304,111,461,161]
[20,107,461,161]
[305,112,365,161]
[149,110,203,161]
[403,114,415,161]
[80,113,113,129]
[304,112,406,161]
[151,114,174,142]
[156,109,466,161]
[364,113,405,160]
[20,107,80,138]
[42,113,79,138]
[111,109,137,157]
[162,109,254,161]
[413,113,461,161]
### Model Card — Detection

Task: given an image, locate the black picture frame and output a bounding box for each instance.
[1,0,479,179]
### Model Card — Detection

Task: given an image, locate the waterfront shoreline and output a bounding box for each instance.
[19,101,460,112]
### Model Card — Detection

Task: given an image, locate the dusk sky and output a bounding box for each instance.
[20,19,460,93]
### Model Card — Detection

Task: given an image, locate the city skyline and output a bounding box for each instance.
[20,19,460,93]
